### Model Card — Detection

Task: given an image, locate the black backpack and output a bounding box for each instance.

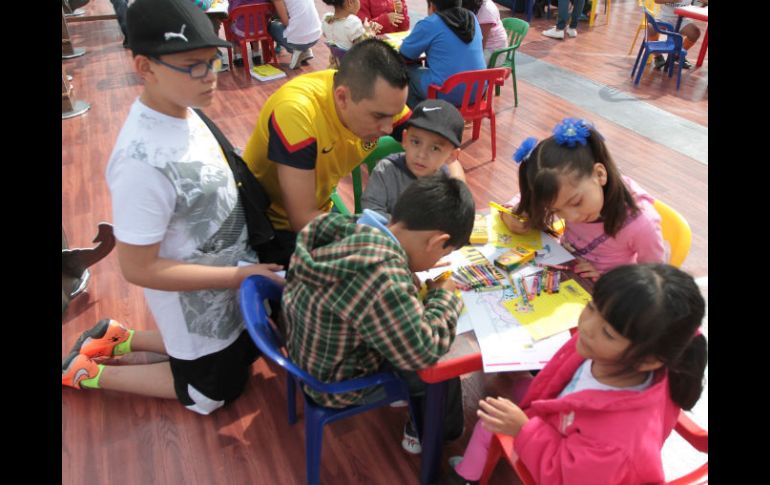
[195,109,275,250]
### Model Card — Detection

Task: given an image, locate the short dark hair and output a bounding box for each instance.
[516,126,637,237]
[391,174,475,248]
[429,0,462,11]
[461,0,483,14]
[593,264,707,410]
[322,0,345,6]
[334,38,408,102]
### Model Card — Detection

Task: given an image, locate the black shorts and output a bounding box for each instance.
[169,331,260,414]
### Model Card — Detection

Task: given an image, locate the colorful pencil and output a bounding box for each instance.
[536,263,573,271]
[432,270,453,283]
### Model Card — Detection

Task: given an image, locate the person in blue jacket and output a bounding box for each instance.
[399,0,485,108]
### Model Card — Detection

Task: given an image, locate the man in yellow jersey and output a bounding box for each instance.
[242,38,412,266]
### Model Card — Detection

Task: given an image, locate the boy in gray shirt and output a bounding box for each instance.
[361,99,466,219]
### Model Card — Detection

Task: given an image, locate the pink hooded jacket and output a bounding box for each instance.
[514,334,681,485]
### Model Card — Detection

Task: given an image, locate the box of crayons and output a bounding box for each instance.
[469,214,488,244]
[494,246,536,272]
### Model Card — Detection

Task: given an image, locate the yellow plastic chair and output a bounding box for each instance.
[628,0,659,55]
[653,199,691,268]
[588,0,612,28]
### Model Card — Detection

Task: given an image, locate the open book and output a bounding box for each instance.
[250,64,287,82]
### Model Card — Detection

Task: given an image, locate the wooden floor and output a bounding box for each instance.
[62,1,707,484]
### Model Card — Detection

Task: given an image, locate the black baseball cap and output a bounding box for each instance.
[127,0,230,57]
[406,99,464,147]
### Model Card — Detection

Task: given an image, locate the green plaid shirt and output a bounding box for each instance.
[283,213,461,408]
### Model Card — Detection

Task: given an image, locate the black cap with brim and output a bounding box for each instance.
[127,0,231,57]
[406,99,465,148]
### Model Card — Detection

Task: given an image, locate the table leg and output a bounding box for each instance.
[589,0,597,27]
[674,16,683,32]
[419,381,448,485]
[696,26,707,67]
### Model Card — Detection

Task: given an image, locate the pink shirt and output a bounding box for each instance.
[476,0,507,51]
[563,176,665,274]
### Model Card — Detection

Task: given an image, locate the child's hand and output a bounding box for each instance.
[387,12,405,26]
[477,396,529,437]
[363,19,383,35]
[426,275,456,293]
[500,210,531,234]
[240,263,286,286]
[573,258,600,282]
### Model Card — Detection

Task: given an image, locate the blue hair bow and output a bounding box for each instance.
[553,118,592,147]
[513,137,538,165]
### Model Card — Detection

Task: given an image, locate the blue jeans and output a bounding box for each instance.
[268,20,317,53]
[557,0,586,30]
[406,65,428,109]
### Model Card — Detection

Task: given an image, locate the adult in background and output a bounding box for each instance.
[241,39,412,267]
[357,0,410,34]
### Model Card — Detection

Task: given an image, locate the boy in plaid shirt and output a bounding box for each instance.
[283,174,475,454]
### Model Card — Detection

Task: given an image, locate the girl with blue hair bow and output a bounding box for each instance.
[500,118,665,280]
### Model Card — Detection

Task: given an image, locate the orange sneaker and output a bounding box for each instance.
[62,353,99,389]
[67,319,131,359]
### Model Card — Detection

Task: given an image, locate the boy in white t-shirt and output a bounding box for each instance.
[269,0,323,69]
[61,0,284,416]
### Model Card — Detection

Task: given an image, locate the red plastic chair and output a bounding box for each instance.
[427,68,510,161]
[223,4,276,76]
[479,410,708,485]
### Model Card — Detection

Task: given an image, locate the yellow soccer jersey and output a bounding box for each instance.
[242,70,411,231]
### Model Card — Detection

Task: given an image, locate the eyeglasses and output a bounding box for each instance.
[150,53,223,79]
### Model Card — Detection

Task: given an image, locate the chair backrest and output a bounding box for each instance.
[225,3,275,42]
[653,199,692,268]
[501,410,707,485]
[327,42,349,62]
[427,68,510,118]
[503,17,529,51]
[239,275,335,392]
[489,18,529,68]
[643,8,682,47]
[352,135,404,213]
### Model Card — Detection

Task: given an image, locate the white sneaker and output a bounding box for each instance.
[566,27,578,38]
[299,48,314,63]
[542,27,565,39]
[401,423,422,454]
[389,399,409,408]
[289,50,303,69]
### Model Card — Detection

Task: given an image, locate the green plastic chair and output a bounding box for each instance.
[329,135,404,215]
[487,17,529,107]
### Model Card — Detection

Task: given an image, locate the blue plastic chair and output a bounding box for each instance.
[631,8,687,90]
[240,275,414,485]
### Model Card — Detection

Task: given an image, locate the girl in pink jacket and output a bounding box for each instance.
[500,118,666,281]
[445,263,707,485]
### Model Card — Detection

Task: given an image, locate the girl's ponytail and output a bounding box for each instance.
[667,333,708,410]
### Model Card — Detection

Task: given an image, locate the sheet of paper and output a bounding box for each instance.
[463,286,571,372]
[503,279,591,341]
[488,208,543,249]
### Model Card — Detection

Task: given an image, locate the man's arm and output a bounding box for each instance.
[276,164,324,232]
[116,241,284,292]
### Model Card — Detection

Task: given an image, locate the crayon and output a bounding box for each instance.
[490,201,528,223]
[552,271,561,293]
[517,277,530,305]
[535,274,541,296]
[546,270,553,294]
[536,263,573,271]
[433,270,453,283]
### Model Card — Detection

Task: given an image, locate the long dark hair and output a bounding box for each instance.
[592,264,707,410]
[515,127,637,237]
